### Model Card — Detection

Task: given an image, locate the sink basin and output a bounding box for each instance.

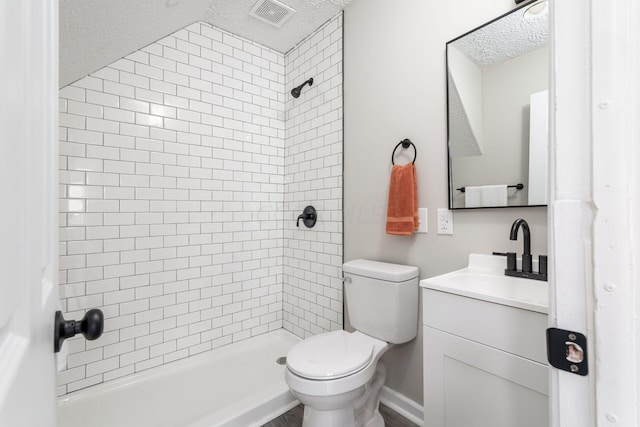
[420,253,548,313]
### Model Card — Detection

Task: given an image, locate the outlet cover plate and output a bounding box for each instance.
[437,208,453,235]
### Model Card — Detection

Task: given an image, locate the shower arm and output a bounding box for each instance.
[291,77,314,98]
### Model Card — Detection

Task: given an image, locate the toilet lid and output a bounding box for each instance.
[286,330,375,380]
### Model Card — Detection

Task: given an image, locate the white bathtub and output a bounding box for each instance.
[57,330,300,427]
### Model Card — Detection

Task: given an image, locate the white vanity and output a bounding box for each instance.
[420,254,549,427]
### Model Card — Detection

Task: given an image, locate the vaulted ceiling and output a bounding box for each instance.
[60,0,353,87]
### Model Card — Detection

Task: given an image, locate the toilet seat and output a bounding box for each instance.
[287,330,376,380]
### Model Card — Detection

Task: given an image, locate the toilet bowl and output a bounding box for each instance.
[285,330,390,427]
[284,259,419,427]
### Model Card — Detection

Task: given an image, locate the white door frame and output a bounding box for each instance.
[549,0,640,425]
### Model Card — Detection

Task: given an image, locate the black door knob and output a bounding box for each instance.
[54,309,104,353]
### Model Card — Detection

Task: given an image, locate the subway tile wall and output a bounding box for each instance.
[57,22,287,395]
[283,15,344,338]
[57,16,343,396]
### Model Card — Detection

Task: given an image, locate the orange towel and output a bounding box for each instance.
[386,163,419,235]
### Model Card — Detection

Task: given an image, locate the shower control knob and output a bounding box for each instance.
[296,205,317,228]
[54,309,104,353]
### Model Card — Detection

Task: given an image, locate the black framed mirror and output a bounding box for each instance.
[446,0,549,209]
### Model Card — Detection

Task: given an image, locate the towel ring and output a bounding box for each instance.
[391,139,417,165]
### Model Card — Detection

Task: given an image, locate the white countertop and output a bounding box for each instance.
[420,253,549,314]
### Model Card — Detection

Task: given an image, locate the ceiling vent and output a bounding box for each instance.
[249,0,296,28]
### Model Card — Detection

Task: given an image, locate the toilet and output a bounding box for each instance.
[285,259,419,427]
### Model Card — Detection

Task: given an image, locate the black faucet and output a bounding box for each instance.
[509,218,532,273]
[498,218,547,281]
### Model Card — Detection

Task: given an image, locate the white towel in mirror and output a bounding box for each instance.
[464,185,508,207]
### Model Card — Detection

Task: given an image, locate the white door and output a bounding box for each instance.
[550,0,640,425]
[0,1,59,426]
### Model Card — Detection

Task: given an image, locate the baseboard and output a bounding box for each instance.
[379,386,424,426]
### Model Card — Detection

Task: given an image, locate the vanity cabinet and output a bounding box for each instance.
[422,288,549,427]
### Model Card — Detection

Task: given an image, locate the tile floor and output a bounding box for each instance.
[262,403,419,427]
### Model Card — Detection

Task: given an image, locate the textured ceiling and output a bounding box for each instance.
[451,1,549,66]
[60,0,353,88]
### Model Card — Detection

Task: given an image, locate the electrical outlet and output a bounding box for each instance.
[417,208,428,233]
[437,208,453,235]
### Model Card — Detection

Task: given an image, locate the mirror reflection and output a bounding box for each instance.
[447,1,549,209]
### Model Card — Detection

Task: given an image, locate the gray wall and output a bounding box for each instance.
[343,0,548,404]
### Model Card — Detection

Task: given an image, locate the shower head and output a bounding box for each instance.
[291,77,314,98]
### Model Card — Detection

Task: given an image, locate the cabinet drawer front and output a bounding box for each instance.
[422,288,548,363]
[424,327,548,427]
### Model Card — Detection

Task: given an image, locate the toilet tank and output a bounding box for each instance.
[343,259,419,344]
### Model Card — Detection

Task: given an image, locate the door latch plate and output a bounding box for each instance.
[546,327,588,376]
